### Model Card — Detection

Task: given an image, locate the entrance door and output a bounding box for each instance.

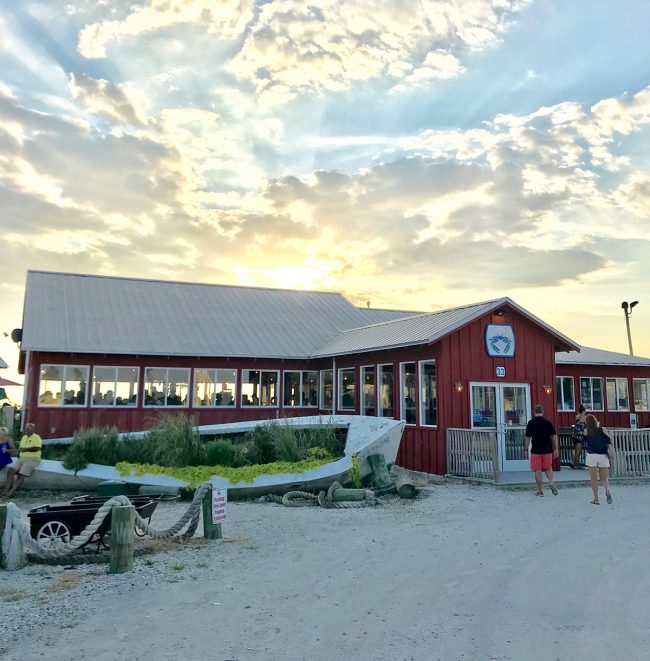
[470,383,531,472]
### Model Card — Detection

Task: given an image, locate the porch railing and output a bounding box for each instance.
[446,428,499,483]
[609,429,650,478]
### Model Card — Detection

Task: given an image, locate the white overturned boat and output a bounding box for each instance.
[15,416,405,497]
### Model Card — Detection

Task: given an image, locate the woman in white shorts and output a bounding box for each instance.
[584,414,613,505]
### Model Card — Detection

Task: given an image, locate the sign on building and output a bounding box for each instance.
[485,324,515,357]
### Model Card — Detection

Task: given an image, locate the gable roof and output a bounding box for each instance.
[556,346,650,367]
[311,296,579,357]
[20,271,422,359]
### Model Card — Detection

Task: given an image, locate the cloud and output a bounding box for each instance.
[77,0,254,58]
[68,72,149,126]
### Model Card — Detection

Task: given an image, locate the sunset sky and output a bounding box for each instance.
[1,0,649,402]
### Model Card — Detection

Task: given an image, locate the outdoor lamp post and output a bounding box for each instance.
[621,300,638,355]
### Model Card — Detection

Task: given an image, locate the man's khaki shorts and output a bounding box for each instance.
[12,457,41,476]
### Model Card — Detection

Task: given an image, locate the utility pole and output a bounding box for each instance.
[621,300,638,355]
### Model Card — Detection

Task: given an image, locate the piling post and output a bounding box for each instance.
[202,487,223,540]
[110,504,135,573]
[0,504,6,569]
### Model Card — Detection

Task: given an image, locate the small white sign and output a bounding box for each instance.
[496,366,506,378]
[485,324,515,357]
[630,413,638,430]
[211,487,227,525]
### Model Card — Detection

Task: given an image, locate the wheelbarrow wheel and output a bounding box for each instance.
[36,520,72,549]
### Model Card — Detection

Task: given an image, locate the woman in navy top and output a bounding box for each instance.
[584,414,613,505]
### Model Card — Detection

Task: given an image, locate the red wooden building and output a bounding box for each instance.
[16,271,650,475]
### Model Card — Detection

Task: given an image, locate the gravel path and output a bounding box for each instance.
[2,482,649,661]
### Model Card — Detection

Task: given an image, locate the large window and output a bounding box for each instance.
[378,364,394,418]
[283,371,318,407]
[320,369,333,409]
[241,370,278,407]
[361,366,376,416]
[194,369,236,407]
[634,379,650,411]
[338,368,356,410]
[606,378,629,411]
[144,368,190,407]
[39,365,89,407]
[400,362,416,424]
[92,367,138,407]
[556,376,575,411]
[419,360,437,426]
[580,377,604,411]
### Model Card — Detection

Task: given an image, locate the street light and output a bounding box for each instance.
[621,300,638,355]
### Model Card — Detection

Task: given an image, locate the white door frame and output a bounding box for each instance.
[470,382,531,472]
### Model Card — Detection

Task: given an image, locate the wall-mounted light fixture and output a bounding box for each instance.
[543,384,552,395]
[454,381,464,393]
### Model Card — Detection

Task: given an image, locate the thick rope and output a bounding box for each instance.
[257,482,379,509]
[2,482,212,570]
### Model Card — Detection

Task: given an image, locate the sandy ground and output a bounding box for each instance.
[1,481,649,661]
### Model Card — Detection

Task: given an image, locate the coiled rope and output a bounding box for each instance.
[258,481,379,509]
[2,482,212,570]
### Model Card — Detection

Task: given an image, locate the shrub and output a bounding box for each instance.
[206,438,235,466]
[62,426,120,472]
[244,425,277,464]
[147,415,206,467]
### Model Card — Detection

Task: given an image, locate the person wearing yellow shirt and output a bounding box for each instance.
[2,422,42,498]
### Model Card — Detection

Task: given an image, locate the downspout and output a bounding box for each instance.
[21,350,30,432]
[332,356,336,417]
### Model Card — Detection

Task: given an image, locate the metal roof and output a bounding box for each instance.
[20,271,423,359]
[556,346,650,367]
[311,297,579,357]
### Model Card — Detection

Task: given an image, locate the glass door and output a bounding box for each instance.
[471,383,531,472]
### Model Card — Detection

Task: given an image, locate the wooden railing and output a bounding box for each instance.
[446,429,499,483]
[609,429,650,478]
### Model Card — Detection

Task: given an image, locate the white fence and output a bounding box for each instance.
[609,429,650,478]
[446,429,499,482]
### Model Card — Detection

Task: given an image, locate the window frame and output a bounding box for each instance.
[579,376,604,412]
[38,364,89,408]
[337,367,356,411]
[240,369,280,408]
[606,377,630,412]
[633,378,650,411]
[282,370,318,408]
[399,361,417,426]
[377,363,394,418]
[91,366,139,408]
[418,359,437,427]
[143,367,191,408]
[320,369,333,410]
[556,376,575,412]
[193,368,237,408]
[360,365,376,417]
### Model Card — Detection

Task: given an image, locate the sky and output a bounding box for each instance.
[0,0,649,403]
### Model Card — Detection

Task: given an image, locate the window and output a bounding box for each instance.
[320,369,333,409]
[419,360,437,426]
[92,367,138,406]
[194,369,236,407]
[338,368,356,410]
[378,364,394,418]
[556,376,575,411]
[606,378,629,411]
[580,377,604,411]
[400,362,416,424]
[144,368,189,407]
[633,379,650,411]
[283,371,318,407]
[39,365,89,407]
[241,370,278,407]
[361,366,376,416]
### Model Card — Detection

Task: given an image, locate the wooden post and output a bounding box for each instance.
[110,504,135,574]
[392,472,418,499]
[330,487,367,502]
[0,504,6,570]
[202,488,223,540]
[367,453,396,494]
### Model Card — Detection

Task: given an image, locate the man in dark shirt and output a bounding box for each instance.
[524,404,559,496]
